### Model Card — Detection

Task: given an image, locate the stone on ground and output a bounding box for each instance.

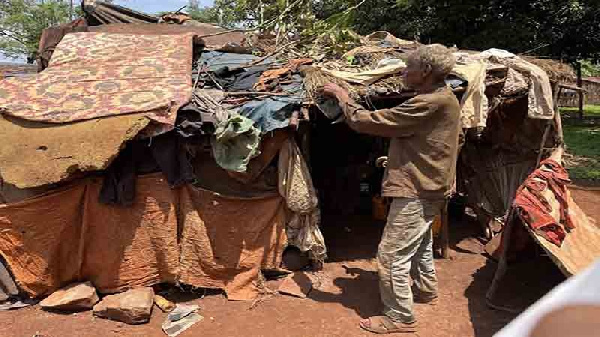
[93,287,154,324]
[278,272,313,298]
[154,294,176,312]
[40,281,99,311]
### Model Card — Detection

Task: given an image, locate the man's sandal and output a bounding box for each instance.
[359,316,417,334]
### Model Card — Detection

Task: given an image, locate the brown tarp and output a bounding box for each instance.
[179,186,286,301]
[0,184,85,296]
[0,114,150,188]
[0,174,286,300]
[81,176,180,293]
[0,174,179,296]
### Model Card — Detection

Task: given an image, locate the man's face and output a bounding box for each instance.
[402,59,426,89]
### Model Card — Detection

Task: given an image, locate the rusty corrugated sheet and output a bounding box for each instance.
[36,18,88,72]
[82,0,159,25]
[88,22,246,50]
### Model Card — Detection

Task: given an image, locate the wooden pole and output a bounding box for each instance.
[576,61,584,119]
[553,85,565,146]
[440,199,450,259]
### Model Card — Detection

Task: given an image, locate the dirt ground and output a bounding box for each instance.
[1,188,598,337]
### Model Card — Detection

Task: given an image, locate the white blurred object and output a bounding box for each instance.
[494,258,600,337]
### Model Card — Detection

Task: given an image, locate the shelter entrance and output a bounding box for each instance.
[307,112,389,261]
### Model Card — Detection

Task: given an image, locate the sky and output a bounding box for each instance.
[0,0,215,63]
[114,0,215,14]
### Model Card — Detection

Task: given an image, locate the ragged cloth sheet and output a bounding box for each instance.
[513,186,600,277]
[0,32,193,128]
[494,56,554,119]
[508,152,600,275]
[0,114,150,188]
[478,49,554,120]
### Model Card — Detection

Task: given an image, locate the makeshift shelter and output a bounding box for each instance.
[0,1,598,308]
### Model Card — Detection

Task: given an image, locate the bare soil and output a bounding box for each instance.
[1,188,598,337]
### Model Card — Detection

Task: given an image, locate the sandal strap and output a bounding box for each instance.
[378,316,399,331]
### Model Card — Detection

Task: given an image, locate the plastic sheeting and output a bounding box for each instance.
[238,97,301,133]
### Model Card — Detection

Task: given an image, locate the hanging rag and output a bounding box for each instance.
[497,57,554,119]
[211,114,261,173]
[452,61,489,128]
[99,132,194,206]
[278,138,327,262]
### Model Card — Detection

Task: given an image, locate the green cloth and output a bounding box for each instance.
[212,114,261,173]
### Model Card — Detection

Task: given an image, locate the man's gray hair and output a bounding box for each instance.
[407,44,456,81]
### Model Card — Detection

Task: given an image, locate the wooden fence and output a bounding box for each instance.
[559,79,600,107]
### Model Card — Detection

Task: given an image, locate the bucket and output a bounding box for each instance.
[372,196,388,221]
[432,214,442,237]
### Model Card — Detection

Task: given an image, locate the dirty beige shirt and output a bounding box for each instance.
[341,86,461,200]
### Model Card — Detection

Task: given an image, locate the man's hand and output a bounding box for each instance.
[376,156,388,168]
[322,83,351,104]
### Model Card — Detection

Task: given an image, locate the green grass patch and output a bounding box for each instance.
[563,125,600,158]
[560,105,600,116]
[563,124,600,180]
[566,166,600,180]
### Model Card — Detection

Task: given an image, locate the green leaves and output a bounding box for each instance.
[580,60,600,77]
[0,0,71,62]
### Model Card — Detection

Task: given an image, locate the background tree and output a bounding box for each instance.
[0,0,72,63]
[189,0,600,61]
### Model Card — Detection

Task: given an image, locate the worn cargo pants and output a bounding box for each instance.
[377,198,442,323]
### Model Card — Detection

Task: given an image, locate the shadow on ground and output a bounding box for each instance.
[312,210,566,337]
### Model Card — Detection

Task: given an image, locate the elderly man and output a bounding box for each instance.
[323,44,461,334]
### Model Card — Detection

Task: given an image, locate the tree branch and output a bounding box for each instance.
[0,27,28,47]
